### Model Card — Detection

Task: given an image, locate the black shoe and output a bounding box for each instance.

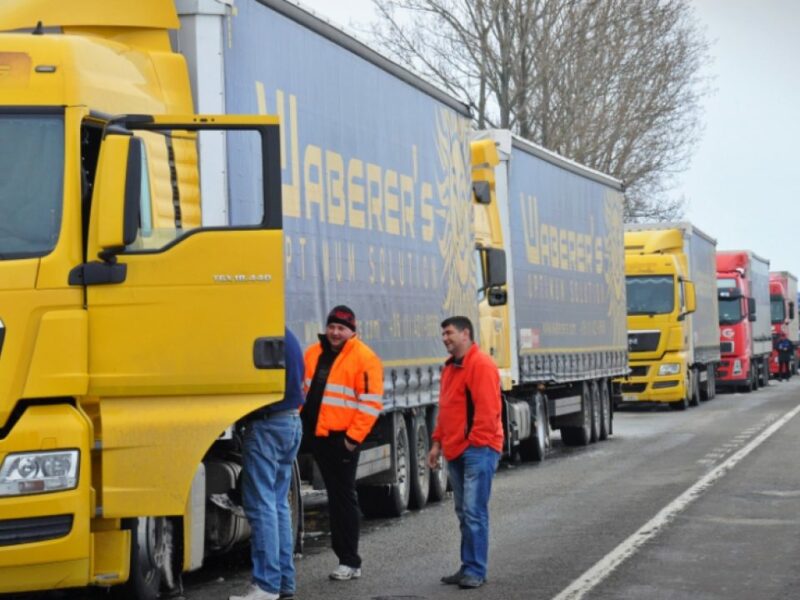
[279,593,295,600]
[458,575,485,589]
[441,569,465,585]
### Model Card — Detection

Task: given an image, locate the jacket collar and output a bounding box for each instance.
[445,342,479,368]
[318,333,358,356]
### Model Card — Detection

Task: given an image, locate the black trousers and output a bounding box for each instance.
[779,359,791,379]
[312,433,361,568]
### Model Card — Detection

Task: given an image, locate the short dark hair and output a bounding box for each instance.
[441,316,474,341]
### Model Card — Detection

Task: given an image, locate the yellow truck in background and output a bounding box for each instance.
[619,223,720,409]
[0,0,285,596]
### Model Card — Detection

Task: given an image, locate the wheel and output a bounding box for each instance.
[427,407,448,503]
[407,415,430,510]
[670,374,690,410]
[116,517,178,600]
[741,365,755,393]
[702,369,715,400]
[561,383,592,446]
[598,380,611,441]
[690,368,701,407]
[753,362,761,389]
[358,414,410,518]
[518,392,549,461]
[589,381,601,442]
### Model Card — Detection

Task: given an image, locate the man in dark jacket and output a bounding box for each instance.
[231,328,305,600]
[776,333,795,381]
[428,316,503,590]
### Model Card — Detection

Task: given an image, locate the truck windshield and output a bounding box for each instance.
[626,275,674,315]
[719,298,744,324]
[0,114,64,259]
[771,296,785,324]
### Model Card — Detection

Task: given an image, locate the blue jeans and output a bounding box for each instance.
[447,445,500,580]
[242,413,302,594]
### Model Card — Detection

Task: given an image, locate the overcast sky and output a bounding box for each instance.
[295,0,800,274]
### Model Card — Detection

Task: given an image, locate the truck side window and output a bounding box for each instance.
[80,123,103,260]
[124,129,265,251]
[475,248,486,301]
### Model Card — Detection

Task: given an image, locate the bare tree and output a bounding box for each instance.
[370,0,710,221]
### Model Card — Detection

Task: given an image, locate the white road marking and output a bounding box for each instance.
[552,402,800,600]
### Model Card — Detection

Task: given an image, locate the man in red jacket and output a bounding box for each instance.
[428,316,504,590]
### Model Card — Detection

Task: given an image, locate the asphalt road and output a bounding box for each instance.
[10,378,800,600]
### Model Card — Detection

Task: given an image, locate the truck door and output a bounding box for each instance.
[80,116,285,399]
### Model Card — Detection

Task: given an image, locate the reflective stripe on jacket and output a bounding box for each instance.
[303,336,384,443]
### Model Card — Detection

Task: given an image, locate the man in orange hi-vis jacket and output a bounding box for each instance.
[302,305,383,582]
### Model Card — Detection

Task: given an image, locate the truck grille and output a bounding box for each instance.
[628,331,660,352]
[0,515,73,546]
[720,341,734,354]
[629,365,649,377]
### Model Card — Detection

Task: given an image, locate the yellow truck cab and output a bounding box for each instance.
[0,1,284,596]
[620,223,720,409]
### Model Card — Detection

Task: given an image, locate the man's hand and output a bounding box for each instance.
[344,439,357,452]
[427,441,442,470]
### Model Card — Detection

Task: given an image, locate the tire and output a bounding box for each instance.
[753,362,761,389]
[407,415,430,510]
[741,365,755,393]
[690,368,701,407]
[598,380,611,441]
[590,381,601,442]
[427,407,448,503]
[670,375,690,410]
[116,517,178,600]
[518,392,548,462]
[702,369,715,400]
[358,415,410,518]
[561,383,592,446]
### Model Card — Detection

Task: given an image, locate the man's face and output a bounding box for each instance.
[441,324,471,358]
[326,323,355,351]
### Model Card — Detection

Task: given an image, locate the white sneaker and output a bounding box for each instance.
[229,583,279,600]
[329,564,362,581]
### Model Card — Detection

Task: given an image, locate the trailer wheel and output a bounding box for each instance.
[589,382,601,442]
[116,517,178,600]
[427,407,449,503]
[598,381,611,441]
[519,392,548,461]
[359,415,410,518]
[561,383,592,446]
[407,415,430,510]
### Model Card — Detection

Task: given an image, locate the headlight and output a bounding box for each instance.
[0,450,79,496]
[732,360,742,375]
[658,363,681,376]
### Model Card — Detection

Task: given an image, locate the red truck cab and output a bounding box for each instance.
[715,251,772,392]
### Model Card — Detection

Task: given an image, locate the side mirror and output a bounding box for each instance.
[472,180,491,205]
[96,135,142,255]
[790,301,795,320]
[684,280,696,314]
[487,288,507,307]
[747,297,757,321]
[484,248,507,288]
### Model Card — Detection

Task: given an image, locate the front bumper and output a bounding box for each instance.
[616,362,686,403]
[0,404,92,593]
